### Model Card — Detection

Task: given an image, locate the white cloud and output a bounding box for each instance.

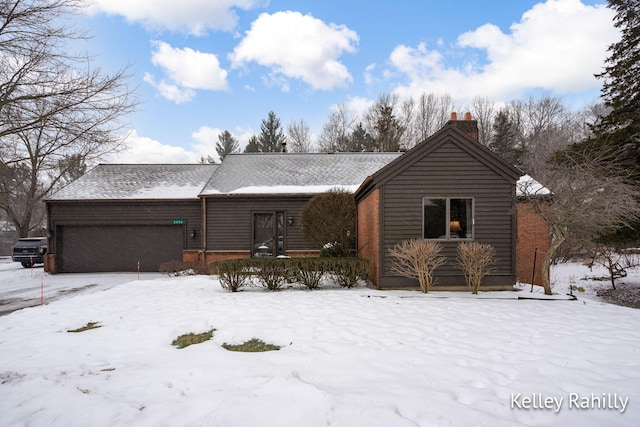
[192,126,223,162]
[110,130,202,163]
[229,11,358,91]
[143,73,196,104]
[145,41,229,103]
[344,96,374,119]
[387,0,618,104]
[87,0,267,36]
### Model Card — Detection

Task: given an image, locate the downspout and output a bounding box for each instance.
[201,196,207,265]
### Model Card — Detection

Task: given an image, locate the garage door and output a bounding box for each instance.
[59,225,184,273]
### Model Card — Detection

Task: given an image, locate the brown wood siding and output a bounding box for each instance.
[205,196,316,253]
[379,142,516,288]
[47,200,203,254]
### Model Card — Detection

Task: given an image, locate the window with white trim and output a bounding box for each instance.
[423,197,473,240]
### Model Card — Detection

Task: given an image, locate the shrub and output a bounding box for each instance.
[214,257,369,291]
[301,189,356,257]
[254,258,289,291]
[328,258,369,288]
[389,239,446,293]
[456,242,496,294]
[292,258,327,290]
[217,259,250,292]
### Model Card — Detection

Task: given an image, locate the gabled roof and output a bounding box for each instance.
[200,152,402,196]
[47,164,218,201]
[356,123,522,199]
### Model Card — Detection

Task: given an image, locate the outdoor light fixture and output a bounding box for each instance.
[288,215,294,225]
[190,229,197,239]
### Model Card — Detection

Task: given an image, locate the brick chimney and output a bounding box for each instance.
[447,111,479,142]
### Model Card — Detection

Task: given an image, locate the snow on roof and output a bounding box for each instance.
[47,164,219,201]
[46,157,539,202]
[200,152,403,195]
[517,174,550,197]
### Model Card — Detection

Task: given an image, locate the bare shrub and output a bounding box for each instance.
[389,240,446,293]
[254,258,289,291]
[329,258,369,288]
[217,259,249,292]
[456,242,496,294]
[592,247,640,290]
[293,258,327,290]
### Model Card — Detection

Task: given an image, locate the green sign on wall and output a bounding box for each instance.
[172,219,185,225]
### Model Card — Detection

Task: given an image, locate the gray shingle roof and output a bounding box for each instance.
[200,152,403,195]
[47,164,219,201]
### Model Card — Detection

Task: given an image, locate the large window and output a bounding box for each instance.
[423,198,473,240]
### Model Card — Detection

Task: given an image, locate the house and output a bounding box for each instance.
[45,164,217,273]
[355,114,522,290]
[191,152,402,265]
[45,115,549,290]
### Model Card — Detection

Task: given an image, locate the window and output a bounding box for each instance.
[423,198,473,240]
[252,212,285,257]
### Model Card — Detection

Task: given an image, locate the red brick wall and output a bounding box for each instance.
[357,189,381,286]
[516,201,550,287]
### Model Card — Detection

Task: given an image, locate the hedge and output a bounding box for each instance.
[215,257,369,291]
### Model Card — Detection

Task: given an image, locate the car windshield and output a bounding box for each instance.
[14,238,46,248]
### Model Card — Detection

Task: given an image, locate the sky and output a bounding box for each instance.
[77,0,619,163]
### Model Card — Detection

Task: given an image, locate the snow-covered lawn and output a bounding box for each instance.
[0,259,639,426]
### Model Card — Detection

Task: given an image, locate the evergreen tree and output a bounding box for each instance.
[366,95,404,152]
[348,122,374,152]
[244,135,260,153]
[215,130,239,161]
[373,104,403,151]
[593,0,640,179]
[489,109,522,167]
[257,111,287,153]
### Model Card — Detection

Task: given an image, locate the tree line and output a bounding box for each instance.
[215,92,599,172]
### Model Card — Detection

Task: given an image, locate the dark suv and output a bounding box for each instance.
[12,237,48,268]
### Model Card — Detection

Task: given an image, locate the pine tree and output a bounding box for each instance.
[489,109,522,167]
[257,111,287,153]
[215,130,239,161]
[594,0,640,178]
[348,122,374,152]
[244,135,260,153]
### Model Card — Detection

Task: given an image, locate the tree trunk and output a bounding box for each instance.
[541,225,568,295]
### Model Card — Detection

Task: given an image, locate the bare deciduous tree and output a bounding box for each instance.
[469,96,496,147]
[318,102,355,153]
[520,145,640,295]
[410,92,453,144]
[591,246,640,290]
[287,119,313,153]
[0,0,137,237]
[389,239,446,293]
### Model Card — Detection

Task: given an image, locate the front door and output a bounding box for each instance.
[252,212,285,257]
